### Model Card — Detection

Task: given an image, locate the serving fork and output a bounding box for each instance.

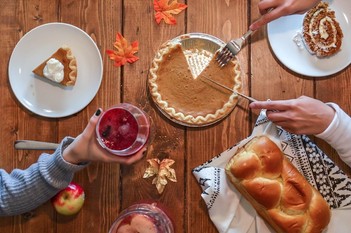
[216,29,255,67]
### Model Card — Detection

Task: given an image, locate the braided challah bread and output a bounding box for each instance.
[225,135,331,233]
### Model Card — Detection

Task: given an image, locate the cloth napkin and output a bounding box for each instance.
[193,110,351,233]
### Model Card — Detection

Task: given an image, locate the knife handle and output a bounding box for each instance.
[14,140,59,150]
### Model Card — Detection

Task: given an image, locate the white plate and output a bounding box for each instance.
[8,22,103,118]
[267,0,351,77]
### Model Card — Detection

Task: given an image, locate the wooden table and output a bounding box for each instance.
[0,0,350,232]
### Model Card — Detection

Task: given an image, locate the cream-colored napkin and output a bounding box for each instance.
[193,110,351,233]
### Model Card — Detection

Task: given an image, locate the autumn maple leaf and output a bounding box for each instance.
[106,33,139,67]
[154,0,187,25]
[143,158,177,194]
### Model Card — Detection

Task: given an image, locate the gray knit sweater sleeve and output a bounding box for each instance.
[0,137,87,216]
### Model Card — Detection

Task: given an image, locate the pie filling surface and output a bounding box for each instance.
[32,46,77,86]
[149,43,242,126]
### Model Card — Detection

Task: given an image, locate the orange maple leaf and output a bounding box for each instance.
[154,0,187,25]
[106,33,139,67]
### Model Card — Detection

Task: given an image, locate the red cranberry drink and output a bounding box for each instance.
[96,103,150,156]
[109,203,174,233]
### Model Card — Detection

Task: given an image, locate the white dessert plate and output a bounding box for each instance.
[8,22,103,118]
[267,0,351,77]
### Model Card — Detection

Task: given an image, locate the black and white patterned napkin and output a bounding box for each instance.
[193,110,351,233]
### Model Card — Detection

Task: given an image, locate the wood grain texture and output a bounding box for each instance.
[186,1,250,233]
[121,1,186,232]
[0,1,59,233]
[55,1,122,232]
[0,0,350,232]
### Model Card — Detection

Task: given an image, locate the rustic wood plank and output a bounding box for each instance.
[0,1,59,233]
[54,0,122,232]
[186,1,251,233]
[121,1,186,233]
[0,0,350,232]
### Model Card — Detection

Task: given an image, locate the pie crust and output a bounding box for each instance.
[32,46,77,86]
[149,43,242,126]
[302,2,343,57]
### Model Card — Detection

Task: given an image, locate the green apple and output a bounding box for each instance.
[51,182,85,215]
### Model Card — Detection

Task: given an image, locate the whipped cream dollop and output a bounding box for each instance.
[43,58,64,83]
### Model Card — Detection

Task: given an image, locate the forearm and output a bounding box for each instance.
[316,103,351,167]
[0,137,87,216]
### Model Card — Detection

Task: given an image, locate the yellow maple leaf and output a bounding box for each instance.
[143,158,177,194]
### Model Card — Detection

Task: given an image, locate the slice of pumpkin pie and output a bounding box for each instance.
[32,46,77,86]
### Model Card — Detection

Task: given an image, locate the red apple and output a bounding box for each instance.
[51,182,85,215]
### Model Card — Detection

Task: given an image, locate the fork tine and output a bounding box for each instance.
[217,29,256,67]
[216,47,233,67]
[215,47,228,61]
[219,55,233,67]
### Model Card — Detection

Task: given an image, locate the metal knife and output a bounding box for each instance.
[200,75,257,102]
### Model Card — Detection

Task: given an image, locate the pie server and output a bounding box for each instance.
[14,140,59,150]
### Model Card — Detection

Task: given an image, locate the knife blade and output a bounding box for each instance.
[200,76,257,102]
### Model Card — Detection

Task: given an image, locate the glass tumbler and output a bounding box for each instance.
[96,103,150,156]
[109,202,174,233]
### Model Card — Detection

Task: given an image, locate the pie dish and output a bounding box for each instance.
[148,38,242,127]
[32,46,77,86]
[302,2,343,57]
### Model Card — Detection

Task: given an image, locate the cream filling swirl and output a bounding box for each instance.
[309,9,338,51]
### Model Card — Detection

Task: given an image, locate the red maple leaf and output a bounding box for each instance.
[154,0,187,25]
[106,33,139,67]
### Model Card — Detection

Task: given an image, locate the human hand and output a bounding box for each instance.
[249,0,321,30]
[249,96,335,135]
[63,109,147,165]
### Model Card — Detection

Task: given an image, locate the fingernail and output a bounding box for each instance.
[95,109,101,116]
[142,148,148,155]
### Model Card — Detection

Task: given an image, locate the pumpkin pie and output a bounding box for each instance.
[302,2,343,57]
[148,43,241,126]
[32,46,77,86]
